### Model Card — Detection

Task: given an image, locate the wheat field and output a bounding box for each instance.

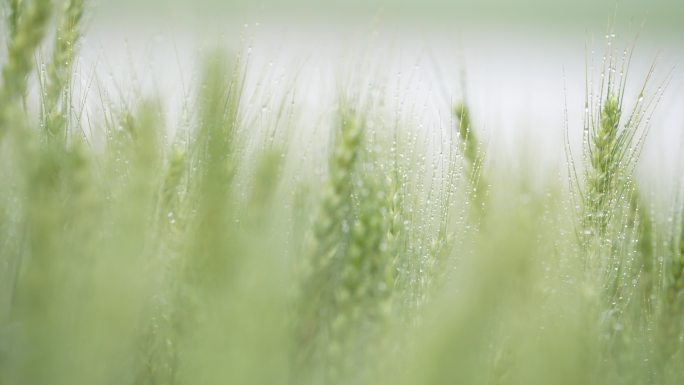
[0,1,683,384]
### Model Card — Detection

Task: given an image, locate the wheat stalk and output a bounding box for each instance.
[43,0,85,145]
[0,0,51,133]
